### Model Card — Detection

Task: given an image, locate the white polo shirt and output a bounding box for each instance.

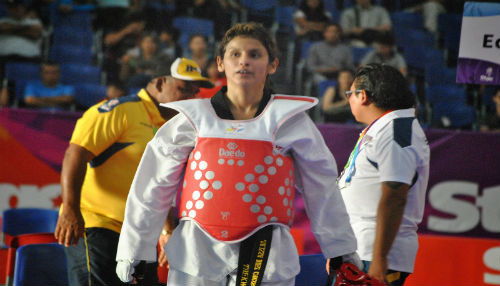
[338,108,430,273]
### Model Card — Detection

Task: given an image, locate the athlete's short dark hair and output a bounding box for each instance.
[217,22,278,63]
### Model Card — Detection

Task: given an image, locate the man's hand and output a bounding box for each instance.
[54,205,85,247]
[368,256,389,285]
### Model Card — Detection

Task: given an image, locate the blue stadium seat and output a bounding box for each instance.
[396,29,435,51]
[49,44,93,65]
[172,17,214,48]
[13,243,68,286]
[425,65,457,86]
[2,208,59,238]
[322,0,340,23]
[426,84,475,128]
[240,0,277,27]
[317,79,338,99]
[273,5,296,83]
[53,10,94,28]
[295,254,328,286]
[391,11,424,30]
[404,47,444,72]
[2,208,59,286]
[60,64,101,85]
[53,26,94,48]
[73,83,107,108]
[5,62,40,82]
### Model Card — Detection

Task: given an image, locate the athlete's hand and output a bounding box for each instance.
[54,205,85,247]
[158,232,171,268]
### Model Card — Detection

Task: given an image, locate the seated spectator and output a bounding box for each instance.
[158,26,183,59]
[340,0,392,46]
[196,58,224,98]
[359,33,407,76]
[187,34,211,72]
[306,22,354,85]
[321,69,355,123]
[120,33,173,89]
[105,80,128,100]
[102,11,145,83]
[24,61,75,111]
[294,0,332,41]
[0,0,43,79]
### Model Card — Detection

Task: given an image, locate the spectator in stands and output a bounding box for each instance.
[120,33,173,89]
[306,22,354,85]
[24,61,75,111]
[55,58,212,286]
[340,0,392,46]
[196,58,226,98]
[158,26,183,59]
[187,33,211,72]
[102,11,146,83]
[294,0,332,41]
[321,69,355,123]
[0,0,43,80]
[359,33,407,77]
[105,80,128,100]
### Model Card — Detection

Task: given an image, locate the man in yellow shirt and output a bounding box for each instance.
[55,58,212,286]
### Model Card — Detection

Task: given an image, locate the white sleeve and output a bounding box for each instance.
[116,113,196,262]
[276,113,357,259]
[373,123,417,185]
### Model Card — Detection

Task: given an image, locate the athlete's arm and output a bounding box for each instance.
[55,143,94,247]
[369,181,409,282]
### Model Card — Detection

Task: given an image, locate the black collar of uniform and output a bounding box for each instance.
[210,86,273,120]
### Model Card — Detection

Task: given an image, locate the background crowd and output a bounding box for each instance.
[0,0,499,131]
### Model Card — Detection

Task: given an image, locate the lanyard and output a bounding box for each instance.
[341,110,393,184]
[142,101,158,135]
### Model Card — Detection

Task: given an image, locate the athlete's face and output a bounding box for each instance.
[217,36,278,88]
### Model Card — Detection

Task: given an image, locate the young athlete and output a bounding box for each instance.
[116,22,361,285]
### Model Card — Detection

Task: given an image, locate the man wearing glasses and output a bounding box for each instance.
[55,58,212,286]
[338,63,430,285]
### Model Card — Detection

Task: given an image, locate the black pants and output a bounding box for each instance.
[65,227,159,286]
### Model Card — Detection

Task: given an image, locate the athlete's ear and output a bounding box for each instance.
[217,56,225,73]
[267,58,279,76]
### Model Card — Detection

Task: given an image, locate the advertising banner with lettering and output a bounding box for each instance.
[457,2,500,85]
[1,109,499,284]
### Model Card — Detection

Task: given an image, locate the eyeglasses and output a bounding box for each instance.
[344,89,363,98]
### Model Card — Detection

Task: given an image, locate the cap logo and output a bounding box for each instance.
[185,65,196,73]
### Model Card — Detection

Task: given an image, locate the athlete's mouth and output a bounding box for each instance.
[237,70,251,74]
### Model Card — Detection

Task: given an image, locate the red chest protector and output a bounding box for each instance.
[164,95,317,241]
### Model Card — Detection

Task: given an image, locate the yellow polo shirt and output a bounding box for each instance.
[69,89,165,233]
